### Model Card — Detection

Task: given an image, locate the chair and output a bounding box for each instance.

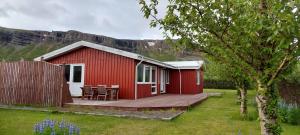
[96,85,108,101]
[82,85,93,100]
[110,85,119,100]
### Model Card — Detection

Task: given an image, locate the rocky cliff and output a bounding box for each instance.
[0,26,200,61]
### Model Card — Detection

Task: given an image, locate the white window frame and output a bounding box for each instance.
[165,70,170,84]
[137,64,157,85]
[196,69,200,85]
[151,66,157,94]
[143,65,151,83]
[137,64,144,83]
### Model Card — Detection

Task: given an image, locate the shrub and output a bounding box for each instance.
[278,101,300,125]
[287,107,300,125]
[33,119,80,135]
[204,80,236,89]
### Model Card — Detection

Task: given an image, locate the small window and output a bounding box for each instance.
[73,66,82,82]
[165,70,170,84]
[151,67,156,83]
[137,64,144,82]
[145,66,150,82]
[196,70,200,85]
[64,65,70,82]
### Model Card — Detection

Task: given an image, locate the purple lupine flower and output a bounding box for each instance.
[50,120,55,129]
[33,119,80,135]
[38,124,44,133]
[69,124,74,135]
[59,120,65,129]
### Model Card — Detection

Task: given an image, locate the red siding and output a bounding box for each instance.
[166,70,180,94]
[181,70,200,94]
[135,61,162,99]
[47,47,136,99]
[137,84,152,98]
[166,69,204,94]
[46,46,204,99]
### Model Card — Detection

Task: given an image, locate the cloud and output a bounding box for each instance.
[0,0,167,39]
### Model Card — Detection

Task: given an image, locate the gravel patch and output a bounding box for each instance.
[0,104,184,121]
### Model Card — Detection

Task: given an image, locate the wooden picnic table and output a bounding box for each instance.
[81,86,119,101]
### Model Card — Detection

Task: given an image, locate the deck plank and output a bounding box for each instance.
[65,93,208,111]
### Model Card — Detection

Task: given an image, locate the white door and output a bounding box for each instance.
[160,69,166,93]
[65,64,85,96]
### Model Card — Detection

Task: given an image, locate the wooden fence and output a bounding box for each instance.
[0,61,72,107]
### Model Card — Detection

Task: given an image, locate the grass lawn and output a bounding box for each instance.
[0,89,299,135]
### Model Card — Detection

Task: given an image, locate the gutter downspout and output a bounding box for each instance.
[135,56,144,100]
[179,68,182,95]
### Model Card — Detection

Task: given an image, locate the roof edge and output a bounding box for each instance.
[34,41,177,69]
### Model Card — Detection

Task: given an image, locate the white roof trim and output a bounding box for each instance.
[34,41,175,69]
[163,61,204,69]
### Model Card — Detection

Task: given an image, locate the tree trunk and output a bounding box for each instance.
[239,88,247,117]
[256,80,281,135]
[237,89,241,103]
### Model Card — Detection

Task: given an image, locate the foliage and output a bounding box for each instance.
[144,51,177,61]
[139,0,300,134]
[282,63,300,84]
[278,101,300,125]
[204,59,230,80]
[204,79,236,89]
[33,119,80,135]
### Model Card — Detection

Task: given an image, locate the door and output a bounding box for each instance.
[65,64,85,96]
[160,69,166,93]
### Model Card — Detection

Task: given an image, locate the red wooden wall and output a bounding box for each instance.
[166,68,204,94]
[46,46,204,99]
[136,61,162,99]
[47,47,136,99]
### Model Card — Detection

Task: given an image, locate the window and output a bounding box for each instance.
[73,66,82,82]
[165,70,170,84]
[151,67,156,83]
[64,65,70,82]
[151,67,157,94]
[144,66,150,82]
[137,64,144,82]
[137,64,156,84]
[196,70,200,85]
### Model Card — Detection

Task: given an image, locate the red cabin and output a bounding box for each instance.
[34,41,204,99]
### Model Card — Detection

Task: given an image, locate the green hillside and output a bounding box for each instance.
[0,44,64,61]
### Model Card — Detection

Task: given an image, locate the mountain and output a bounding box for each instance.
[0,26,201,61]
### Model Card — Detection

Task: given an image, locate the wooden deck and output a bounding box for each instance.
[64,93,208,111]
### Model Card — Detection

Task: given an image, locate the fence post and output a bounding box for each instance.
[60,63,66,107]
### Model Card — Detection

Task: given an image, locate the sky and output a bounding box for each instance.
[0,0,167,39]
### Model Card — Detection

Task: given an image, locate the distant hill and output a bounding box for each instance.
[0,26,201,61]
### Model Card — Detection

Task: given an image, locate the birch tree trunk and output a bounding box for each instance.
[239,88,247,117]
[256,80,281,135]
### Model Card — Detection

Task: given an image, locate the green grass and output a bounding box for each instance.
[0,44,64,61]
[0,89,299,135]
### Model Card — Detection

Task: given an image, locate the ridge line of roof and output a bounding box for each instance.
[34,41,203,69]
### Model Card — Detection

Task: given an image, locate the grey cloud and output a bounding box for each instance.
[0,9,9,17]
[0,0,166,39]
